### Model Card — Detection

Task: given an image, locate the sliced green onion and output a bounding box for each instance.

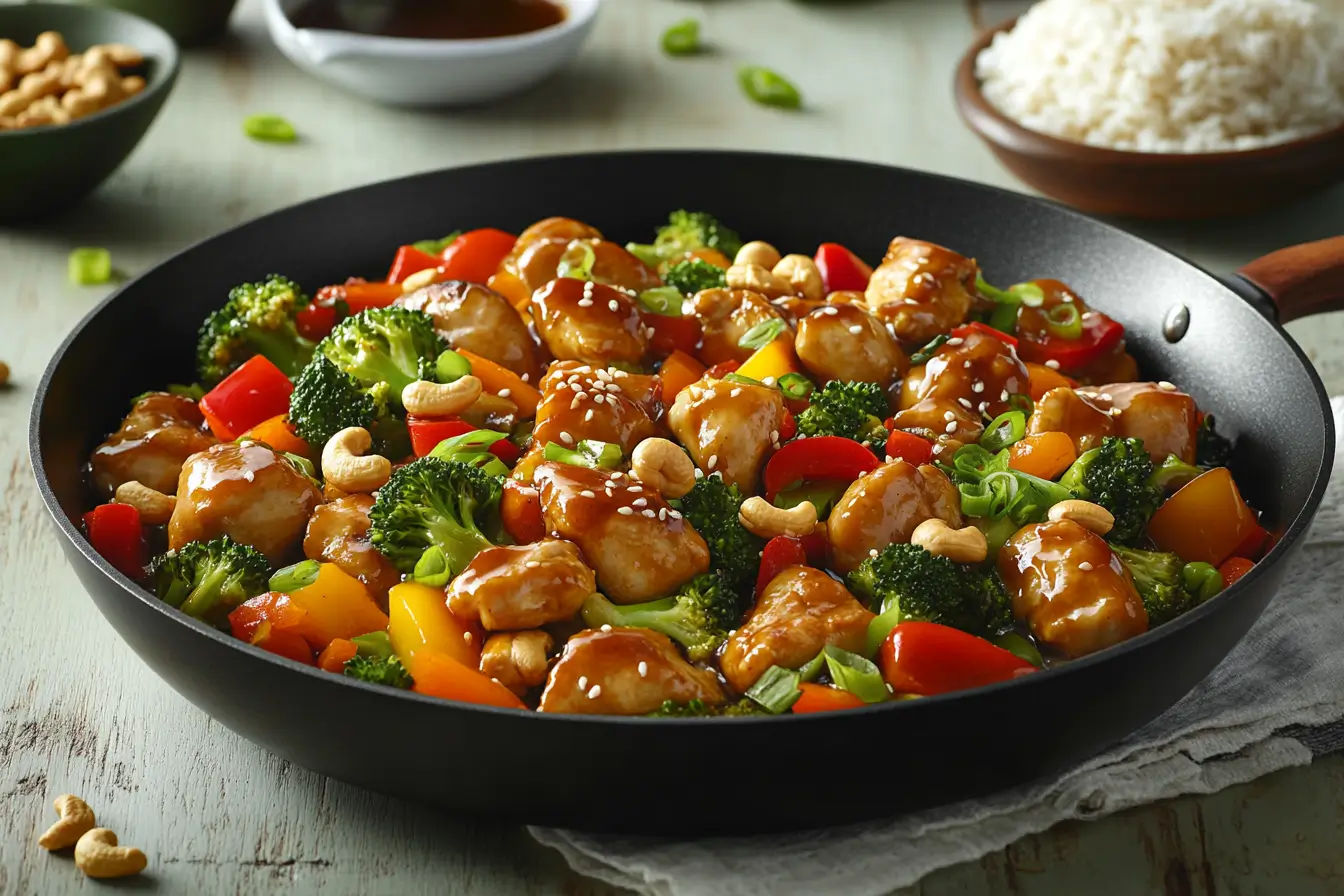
[980,410,1027,453]
[429,429,512,477]
[772,480,846,517]
[992,632,1043,667]
[1046,303,1083,340]
[866,602,905,656]
[975,273,1015,305]
[625,242,664,269]
[987,302,1019,335]
[543,439,623,470]
[738,65,802,110]
[796,651,826,683]
[638,286,684,316]
[243,113,297,143]
[822,645,888,703]
[1007,393,1034,416]
[351,631,396,660]
[411,546,452,587]
[909,334,949,366]
[68,247,112,285]
[745,665,802,714]
[776,372,814,401]
[722,372,765,387]
[1010,282,1046,307]
[435,349,472,383]
[280,450,319,483]
[412,232,462,255]
[738,318,788,350]
[557,240,597,281]
[661,18,701,55]
[269,559,321,594]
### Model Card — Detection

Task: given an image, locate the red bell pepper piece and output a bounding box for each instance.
[792,682,867,714]
[705,360,741,379]
[879,622,1036,697]
[83,503,145,579]
[778,408,797,442]
[1016,311,1125,371]
[316,281,405,313]
[762,436,881,502]
[296,302,339,341]
[406,416,476,457]
[884,429,933,466]
[643,312,703,358]
[1218,557,1256,589]
[814,243,873,293]
[952,321,1019,348]
[1233,522,1269,561]
[199,355,294,441]
[229,593,316,665]
[798,529,829,567]
[386,245,443,285]
[756,535,808,597]
[438,228,518,286]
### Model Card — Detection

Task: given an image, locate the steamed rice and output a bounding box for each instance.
[975,0,1344,153]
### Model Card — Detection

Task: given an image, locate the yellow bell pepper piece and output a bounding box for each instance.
[737,335,800,383]
[388,582,482,670]
[285,563,388,651]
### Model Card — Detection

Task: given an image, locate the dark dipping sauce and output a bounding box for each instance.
[289,0,567,40]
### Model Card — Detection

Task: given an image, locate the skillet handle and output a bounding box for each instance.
[1237,236,1344,323]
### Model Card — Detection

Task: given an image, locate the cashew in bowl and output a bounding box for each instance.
[321,427,392,493]
[0,34,146,131]
[631,438,697,498]
[738,496,818,539]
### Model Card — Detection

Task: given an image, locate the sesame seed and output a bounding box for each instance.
[611,471,624,479]
[578,676,588,690]
[555,381,569,391]
[885,455,895,462]
[848,325,863,335]
[659,508,668,520]
[521,373,530,383]
[1158,381,1177,391]
[570,396,582,410]
[932,443,944,455]
[627,485,642,493]
[730,388,742,398]
[560,431,574,445]
[1000,389,1009,401]
[707,455,718,470]
[638,662,648,677]
[958,397,973,409]
[600,624,612,632]
[762,376,776,386]
[580,489,596,498]
[945,337,964,346]
[869,548,879,558]
[464,632,473,643]
[1110,408,1123,416]
[577,298,593,308]
[596,369,613,382]
[823,306,840,316]
[585,409,594,422]
[593,393,605,405]
[1079,561,1094,571]
[978,401,989,413]
[943,410,956,422]
[972,382,985,393]
[1100,393,1113,402]
[694,468,704,479]
[605,382,621,393]
[633,498,648,507]
[1044,359,1061,370]
[669,509,682,520]
[770,430,779,442]
[642,509,656,518]
[945,420,958,433]
[886,683,895,693]
[616,506,634,516]
[608,299,620,312]
[587,684,602,699]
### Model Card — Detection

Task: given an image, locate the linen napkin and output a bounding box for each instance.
[532,398,1344,896]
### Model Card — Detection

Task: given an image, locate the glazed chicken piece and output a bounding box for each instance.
[1081,382,1199,463]
[169,441,323,565]
[480,630,555,697]
[530,278,649,366]
[1027,387,1115,453]
[667,374,785,495]
[999,519,1148,658]
[303,494,401,603]
[864,237,977,345]
[539,627,726,715]
[720,566,874,693]
[511,238,662,297]
[889,397,983,447]
[396,280,541,381]
[899,329,1030,419]
[90,392,217,498]
[534,462,709,603]
[690,288,788,366]
[828,460,963,574]
[447,539,596,630]
[795,303,908,387]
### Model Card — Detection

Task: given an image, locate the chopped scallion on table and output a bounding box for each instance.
[738,65,802,110]
[243,114,298,143]
[661,19,702,56]
[68,248,112,285]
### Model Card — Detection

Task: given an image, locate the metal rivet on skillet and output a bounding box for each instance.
[1163,304,1190,343]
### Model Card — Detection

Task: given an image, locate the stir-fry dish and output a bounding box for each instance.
[81,214,1269,716]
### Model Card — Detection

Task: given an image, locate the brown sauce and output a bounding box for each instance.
[289,0,567,40]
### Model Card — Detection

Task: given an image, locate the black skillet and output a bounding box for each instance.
[29,152,1339,834]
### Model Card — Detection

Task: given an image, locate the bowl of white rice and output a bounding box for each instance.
[955,0,1344,218]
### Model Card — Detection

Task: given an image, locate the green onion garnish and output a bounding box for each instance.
[822,645,888,704]
[796,650,826,683]
[661,18,701,56]
[980,410,1027,454]
[721,372,765,387]
[268,559,321,594]
[992,632,1043,668]
[68,247,112,285]
[543,439,623,470]
[738,318,788,350]
[412,232,462,255]
[411,545,452,587]
[1046,303,1083,340]
[435,349,473,384]
[350,631,396,659]
[637,286,684,317]
[776,372,814,401]
[243,113,298,143]
[738,65,802,110]
[429,429,512,477]
[910,334,949,365]
[746,665,803,713]
[557,240,598,281]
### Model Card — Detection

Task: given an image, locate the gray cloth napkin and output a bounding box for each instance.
[531,398,1344,896]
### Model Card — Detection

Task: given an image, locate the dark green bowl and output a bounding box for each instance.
[0,4,179,223]
[70,0,239,47]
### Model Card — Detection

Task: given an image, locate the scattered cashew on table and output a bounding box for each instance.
[0,32,147,131]
[37,793,148,879]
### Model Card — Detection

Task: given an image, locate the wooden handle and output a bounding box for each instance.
[1237,236,1344,323]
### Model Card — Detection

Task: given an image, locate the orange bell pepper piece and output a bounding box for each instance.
[658,349,706,403]
[792,683,867,714]
[1024,362,1079,401]
[242,414,312,460]
[1148,467,1259,566]
[1008,431,1077,480]
[285,564,390,651]
[388,582,482,670]
[736,336,800,383]
[317,638,359,674]
[410,650,527,709]
[488,271,533,312]
[454,348,542,417]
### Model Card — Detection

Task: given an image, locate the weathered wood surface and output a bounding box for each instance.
[2,0,1343,893]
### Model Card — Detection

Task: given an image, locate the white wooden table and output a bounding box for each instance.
[3,1,1344,893]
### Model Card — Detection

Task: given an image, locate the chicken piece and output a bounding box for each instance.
[864,237,977,345]
[999,519,1148,658]
[530,278,649,366]
[447,539,596,630]
[480,630,555,696]
[529,361,663,462]
[889,397,983,447]
[90,393,217,498]
[539,628,726,715]
[825,290,868,307]
[513,216,604,254]
[828,460,962,574]
[900,329,1030,420]
[1082,382,1199,464]
[690,288,788,366]
[303,494,400,603]
[771,295,826,324]
[534,462,709,603]
[795,303,908,387]
[396,280,541,380]
[169,441,323,564]
[510,238,662,297]
[1027,387,1115,453]
[720,566,873,693]
[667,374,784,495]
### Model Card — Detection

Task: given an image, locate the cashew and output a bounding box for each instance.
[402,375,482,417]
[738,496,818,539]
[321,427,391,494]
[16,32,68,76]
[1048,499,1115,536]
[734,240,782,270]
[121,75,146,97]
[629,438,696,498]
[0,62,63,118]
[16,94,69,127]
[726,263,791,299]
[114,480,177,525]
[74,828,146,879]
[773,254,824,300]
[911,518,988,564]
[91,42,145,68]
[57,54,82,89]
[38,794,95,850]
[400,267,444,293]
[0,39,16,93]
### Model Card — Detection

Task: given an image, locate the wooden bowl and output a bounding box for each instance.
[953,21,1344,220]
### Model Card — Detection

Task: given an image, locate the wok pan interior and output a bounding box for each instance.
[31,152,1333,833]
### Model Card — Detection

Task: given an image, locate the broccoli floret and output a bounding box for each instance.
[1150,454,1205,492]
[196,275,315,385]
[368,456,504,577]
[626,210,744,267]
[670,475,764,599]
[149,535,270,626]
[580,571,744,662]
[1197,414,1234,468]
[318,306,445,403]
[848,544,1011,650]
[662,258,728,295]
[343,654,413,689]
[794,379,889,450]
[1060,437,1164,544]
[647,698,768,717]
[1111,545,1224,627]
[289,356,410,459]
